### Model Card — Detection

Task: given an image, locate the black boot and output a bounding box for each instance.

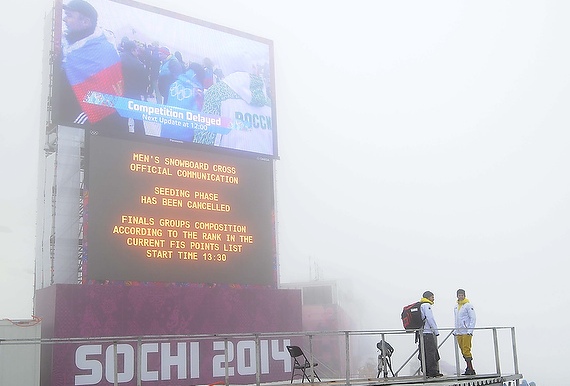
[462,358,476,375]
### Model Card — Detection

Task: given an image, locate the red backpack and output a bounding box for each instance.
[401,301,424,332]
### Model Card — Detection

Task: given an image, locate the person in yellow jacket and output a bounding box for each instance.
[454,288,477,375]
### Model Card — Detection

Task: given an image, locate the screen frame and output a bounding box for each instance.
[51,0,279,158]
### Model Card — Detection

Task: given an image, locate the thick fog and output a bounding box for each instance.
[1,1,568,384]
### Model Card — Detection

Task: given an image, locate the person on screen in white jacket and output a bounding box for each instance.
[194,48,273,156]
[454,288,477,375]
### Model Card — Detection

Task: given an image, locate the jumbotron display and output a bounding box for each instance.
[53,0,277,157]
[85,134,277,286]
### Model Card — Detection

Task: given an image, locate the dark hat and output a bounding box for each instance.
[122,40,137,52]
[457,288,466,296]
[422,291,434,298]
[64,0,98,24]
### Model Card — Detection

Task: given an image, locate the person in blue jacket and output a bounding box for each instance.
[157,46,183,104]
[160,63,205,141]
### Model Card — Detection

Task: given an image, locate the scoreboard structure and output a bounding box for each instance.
[37,0,279,290]
[34,1,299,385]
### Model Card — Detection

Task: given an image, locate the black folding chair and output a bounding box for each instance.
[286,345,321,383]
[376,340,395,378]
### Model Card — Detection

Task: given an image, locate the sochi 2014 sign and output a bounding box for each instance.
[71,338,294,385]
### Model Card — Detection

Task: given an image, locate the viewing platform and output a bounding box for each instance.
[0,321,523,386]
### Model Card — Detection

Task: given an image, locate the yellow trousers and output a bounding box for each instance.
[456,334,473,359]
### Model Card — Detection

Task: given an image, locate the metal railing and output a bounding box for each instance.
[0,326,521,386]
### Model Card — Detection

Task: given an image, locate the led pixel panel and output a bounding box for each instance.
[86,134,277,286]
[53,0,277,157]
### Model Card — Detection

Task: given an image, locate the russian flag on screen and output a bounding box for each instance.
[63,31,123,123]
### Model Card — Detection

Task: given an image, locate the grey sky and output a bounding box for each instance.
[1,1,568,384]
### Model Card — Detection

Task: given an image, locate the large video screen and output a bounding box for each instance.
[53,0,277,157]
[85,133,277,286]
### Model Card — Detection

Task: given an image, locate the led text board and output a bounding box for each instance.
[86,134,276,286]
